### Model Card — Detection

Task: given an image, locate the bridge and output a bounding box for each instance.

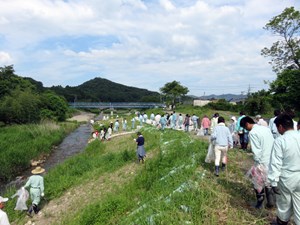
[69,102,166,109]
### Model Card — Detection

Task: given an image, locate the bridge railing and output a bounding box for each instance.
[69,102,166,109]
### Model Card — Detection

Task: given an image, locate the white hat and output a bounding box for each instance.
[0,196,9,203]
[231,116,236,121]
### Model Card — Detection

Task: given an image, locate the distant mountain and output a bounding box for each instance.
[195,94,247,102]
[48,77,160,102]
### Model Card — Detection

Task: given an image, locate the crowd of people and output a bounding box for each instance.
[206,110,300,225]
[89,109,300,224]
[2,109,299,225]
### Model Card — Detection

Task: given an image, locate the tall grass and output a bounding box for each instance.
[0,121,78,181]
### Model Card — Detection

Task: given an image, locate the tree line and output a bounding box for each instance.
[0,65,69,124]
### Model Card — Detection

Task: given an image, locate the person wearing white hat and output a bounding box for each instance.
[0,196,10,225]
[23,166,45,217]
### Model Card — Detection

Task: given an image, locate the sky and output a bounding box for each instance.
[0,0,299,96]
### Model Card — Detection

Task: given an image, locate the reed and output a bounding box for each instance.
[0,121,78,181]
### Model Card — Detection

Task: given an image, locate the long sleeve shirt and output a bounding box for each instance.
[249,124,274,167]
[268,130,300,189]
[268,117,280,138]
[0,209,10,225]
[211,123,233,147]
[24,175,44,193]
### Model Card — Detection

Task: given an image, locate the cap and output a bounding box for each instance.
[0,196,9,203]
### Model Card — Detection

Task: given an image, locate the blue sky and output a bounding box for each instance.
[0,0,299,96]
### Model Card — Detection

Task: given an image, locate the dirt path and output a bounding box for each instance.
[22,151,155,225]
[67,112,95,123]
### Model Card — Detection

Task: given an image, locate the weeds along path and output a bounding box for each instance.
[23,133,157,225]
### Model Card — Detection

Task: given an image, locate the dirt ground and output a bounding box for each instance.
[67,112,95,123]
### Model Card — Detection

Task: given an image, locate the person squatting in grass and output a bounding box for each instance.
[134,131,146,163]
[210,116,233,177]
[268,114,300,225]
[240,116,276,209]
[23,166,45,217]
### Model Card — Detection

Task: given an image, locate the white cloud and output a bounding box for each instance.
[0,0,299,95]
[0,52,13,64]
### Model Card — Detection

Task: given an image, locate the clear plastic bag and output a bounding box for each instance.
[11,188,29,210]
[246,164,268,193]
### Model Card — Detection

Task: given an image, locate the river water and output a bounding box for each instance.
[0,123,93,195]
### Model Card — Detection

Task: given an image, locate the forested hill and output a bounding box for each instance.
[48,77,160,102]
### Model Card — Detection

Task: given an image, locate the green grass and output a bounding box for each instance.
[0,121,78,181]
[3,112,272,224]
[57,126,269,225]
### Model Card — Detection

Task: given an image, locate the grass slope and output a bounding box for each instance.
[6,124,277,225]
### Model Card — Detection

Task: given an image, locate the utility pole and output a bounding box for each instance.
[247,84,251,97]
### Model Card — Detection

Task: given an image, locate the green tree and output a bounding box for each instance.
[269,69,300,112]
[40,91,69,121]
[261,7,300,72]
[159,81,189,108]
[0,89,41,124]
[0,65,35,98]
[243,90,273,115]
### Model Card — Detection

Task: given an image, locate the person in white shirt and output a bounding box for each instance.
[255,115,268,127]
[268,114,300,225]
[268,109,281,138]
[240,116,275,209]
[0,196,10,225]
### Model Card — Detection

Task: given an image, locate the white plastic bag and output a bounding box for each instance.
[11,188,29,210]
[197,127,204,136]
[205,143,215,163]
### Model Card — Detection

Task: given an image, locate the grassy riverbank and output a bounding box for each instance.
[5,123,276,225]
[0,121,78,181]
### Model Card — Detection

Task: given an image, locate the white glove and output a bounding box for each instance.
[41,192,44,197]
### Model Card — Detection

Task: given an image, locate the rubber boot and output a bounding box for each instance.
[27,205,33,217]
[255,190,265,209]
[33,204,39,214]
[265,187,275,209]
[243,143,248,151]
[221,163,226,172]
[214,166,219,177]
[270,217,289,225]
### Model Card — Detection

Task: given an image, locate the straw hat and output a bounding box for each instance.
[31,166,45,174]
[0,196,9,203]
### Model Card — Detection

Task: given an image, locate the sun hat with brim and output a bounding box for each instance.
[0,196,9,203]
[31,166,45,174]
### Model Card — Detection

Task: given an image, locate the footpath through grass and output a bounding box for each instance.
[7,123,273,224]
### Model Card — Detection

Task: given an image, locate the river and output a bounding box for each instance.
[0,113,98,195]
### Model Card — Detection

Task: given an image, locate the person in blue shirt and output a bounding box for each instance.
[211,117,233,176]
[134,132,146,163]
[235,111,249,151]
